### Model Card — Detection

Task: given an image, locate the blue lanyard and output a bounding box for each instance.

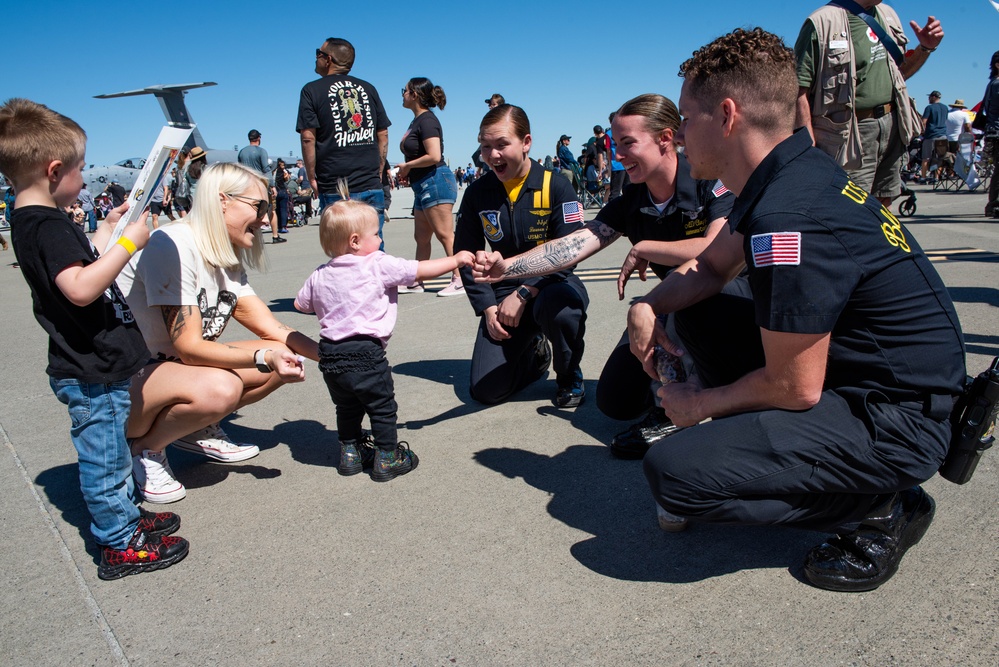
[828,0,904,67]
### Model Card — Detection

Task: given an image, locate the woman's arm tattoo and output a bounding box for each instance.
[161,305,194,342]
[590,220,623,248]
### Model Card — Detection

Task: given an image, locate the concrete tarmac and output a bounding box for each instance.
[1,181,997,666]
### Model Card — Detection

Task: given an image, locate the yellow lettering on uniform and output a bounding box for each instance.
[841,180,868,204]
[879,205,911,252]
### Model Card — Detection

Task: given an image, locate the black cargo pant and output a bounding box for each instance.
[469,278,588,405]
[595,275,753,421]
[643,292,952,532]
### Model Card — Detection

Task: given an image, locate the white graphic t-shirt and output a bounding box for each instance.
[118,222,255,360]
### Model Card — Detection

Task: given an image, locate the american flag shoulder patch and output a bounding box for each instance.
[712,181,729,197]
[562,201,583,224]
[751,232,801,267]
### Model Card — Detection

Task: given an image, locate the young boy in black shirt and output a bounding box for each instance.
[0,98,189,580]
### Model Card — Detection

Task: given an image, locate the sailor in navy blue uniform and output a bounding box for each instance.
[454,105,588,407]
[629,28,965,592]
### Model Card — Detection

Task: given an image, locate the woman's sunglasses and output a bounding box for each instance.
[228,194,268,218]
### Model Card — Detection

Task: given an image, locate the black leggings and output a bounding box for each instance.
[319,336,398,450]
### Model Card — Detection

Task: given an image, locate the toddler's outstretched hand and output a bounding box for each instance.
[453,250,475,267]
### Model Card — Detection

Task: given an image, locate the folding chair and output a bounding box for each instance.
[570,163,603,209]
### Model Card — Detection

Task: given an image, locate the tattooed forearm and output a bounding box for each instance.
[505,234,590,278]
[161,305,193,342]
[500,222,621,278]
[541,234,589,268]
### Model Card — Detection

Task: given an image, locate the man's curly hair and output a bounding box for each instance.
[678,27,798,134]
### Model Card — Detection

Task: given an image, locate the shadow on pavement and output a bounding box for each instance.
[394,360,621,445]
[474,444,824,584]
[35,463,101,566]
[393,358,470,388]
[963,333,999,358]
[948,285,999,307]
[222,417,334,469]
[533,381,623,445]
[36,418,363,543]
[265,297,299,313]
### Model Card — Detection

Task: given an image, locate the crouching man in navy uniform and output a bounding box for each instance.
[627,28,965,591]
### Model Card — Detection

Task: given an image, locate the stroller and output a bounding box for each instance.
[901,137,922,183]
[897,182,917,217]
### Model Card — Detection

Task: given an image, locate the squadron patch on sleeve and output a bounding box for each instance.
[479,210,503,242]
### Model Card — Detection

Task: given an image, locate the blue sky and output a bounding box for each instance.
[2,1,995,171]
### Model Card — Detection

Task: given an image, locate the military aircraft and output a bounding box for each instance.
[81,157,147,194]
[83,82,240,193]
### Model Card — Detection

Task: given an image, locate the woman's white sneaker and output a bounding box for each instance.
[171,423,260,462]
[132,450,187,504]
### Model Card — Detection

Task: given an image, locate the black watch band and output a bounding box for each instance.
[516,286,533,303]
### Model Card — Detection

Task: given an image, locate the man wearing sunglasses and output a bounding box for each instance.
[297,38,391,245]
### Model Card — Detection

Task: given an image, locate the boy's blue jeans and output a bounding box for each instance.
[50,377,140,550]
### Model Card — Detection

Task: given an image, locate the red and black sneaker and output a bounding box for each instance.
[98,528,189,581]
[137,506,180,537]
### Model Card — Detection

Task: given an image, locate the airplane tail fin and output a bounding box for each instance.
[95,83,216,150]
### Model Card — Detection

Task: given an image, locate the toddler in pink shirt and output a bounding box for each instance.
[295,191,472,481]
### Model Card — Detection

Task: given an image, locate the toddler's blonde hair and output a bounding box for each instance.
[319,179,379,258]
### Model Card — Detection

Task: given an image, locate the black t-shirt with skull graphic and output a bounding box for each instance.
[297,74,391,194]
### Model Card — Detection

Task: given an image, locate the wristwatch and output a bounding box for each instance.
[515,286,533,303]
[254,348,273,374]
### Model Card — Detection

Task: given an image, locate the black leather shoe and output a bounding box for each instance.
[803,487,935,592]
[554,369,585,408]
[610,407,681,459]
